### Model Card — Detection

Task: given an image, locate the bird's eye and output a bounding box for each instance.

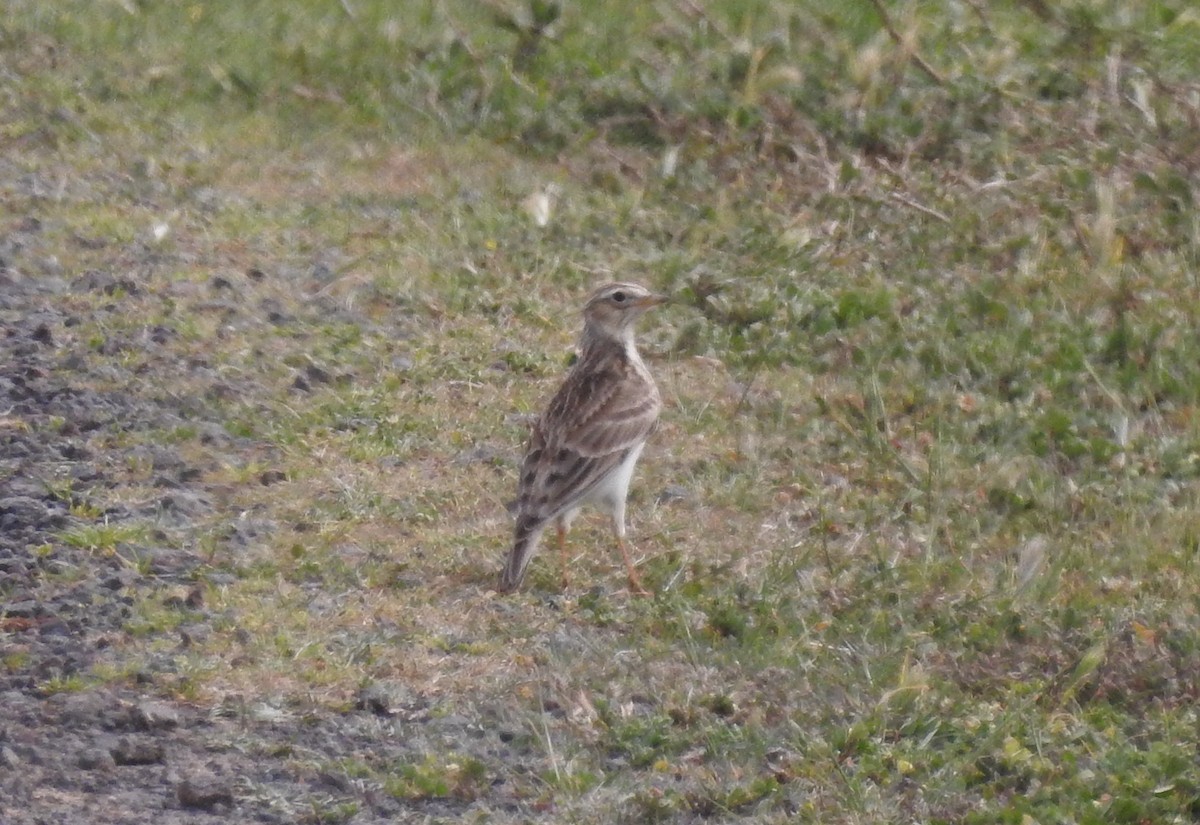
[612,291,626,303]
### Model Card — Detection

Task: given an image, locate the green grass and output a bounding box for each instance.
[5,0,1200,821]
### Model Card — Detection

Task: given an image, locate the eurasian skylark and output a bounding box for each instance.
[499,282,667,594]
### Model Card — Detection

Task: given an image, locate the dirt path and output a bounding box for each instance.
[0,257,523,824]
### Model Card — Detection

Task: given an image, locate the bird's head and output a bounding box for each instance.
[582,282,668,340]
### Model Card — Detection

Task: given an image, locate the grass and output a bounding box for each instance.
[5,0,1200,821]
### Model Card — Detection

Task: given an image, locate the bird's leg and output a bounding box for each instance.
[557,523,570,589]
[616,536,651,597]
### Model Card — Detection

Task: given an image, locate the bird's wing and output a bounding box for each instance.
[554,359,661,457]
[517,358,660,522]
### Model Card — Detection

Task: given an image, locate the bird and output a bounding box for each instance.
[499,282,668,594]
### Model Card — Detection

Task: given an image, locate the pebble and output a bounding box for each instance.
[176,774,235,809]
[0,746,20,769]
[0,599,42,619]
[656,484,692,503]
[77,747,115,771]
[355,685,394,717]
[111,737,165,766]
[130,701,181,731]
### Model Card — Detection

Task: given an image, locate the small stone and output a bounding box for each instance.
[31,323,53,346]
[100,570,136,590]
[223,518,277,547]
[130,701,181,731]
[304,363,332,384]
[0,599,42,619]
[178,622,211,647]
[147,325,175,345]
[161,587,192,610]
[0,745,20,769]
[2,478,47,499]
[258,469,287,486]
[75,270,138,295]
[453,444,508,466]
[355,684,393,717]
[70,465,101,484]
[38,618,70,636]
[195,421,232,444]
[317,770,353,793]
[57,442,89,461]
[77,747,115,771]
[656,484,691,504]
[0,496,51,526]
[148,447,184,471]
[177,775,234,809]
[53,692,113,727]
[157,490,212,517]
[0,557,30,577]
[138,546,193,575]
[111,736,165,765]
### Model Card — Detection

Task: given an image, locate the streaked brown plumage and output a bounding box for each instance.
[499,282,667,593]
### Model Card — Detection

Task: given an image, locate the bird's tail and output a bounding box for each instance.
[499,517,542,592]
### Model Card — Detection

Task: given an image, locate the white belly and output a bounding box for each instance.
[590,441,645,508]
[558,441,646,534]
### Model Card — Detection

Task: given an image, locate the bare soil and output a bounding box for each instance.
[0,242,526,824]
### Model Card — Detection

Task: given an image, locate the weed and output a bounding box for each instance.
[60,522,148,554]
[383,754,489,802]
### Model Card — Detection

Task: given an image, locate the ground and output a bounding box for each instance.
[3,2,1200,823]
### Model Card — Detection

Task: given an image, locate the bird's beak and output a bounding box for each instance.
[634,293,669,308]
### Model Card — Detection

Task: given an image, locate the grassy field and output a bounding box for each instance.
[5,0,1200,821]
